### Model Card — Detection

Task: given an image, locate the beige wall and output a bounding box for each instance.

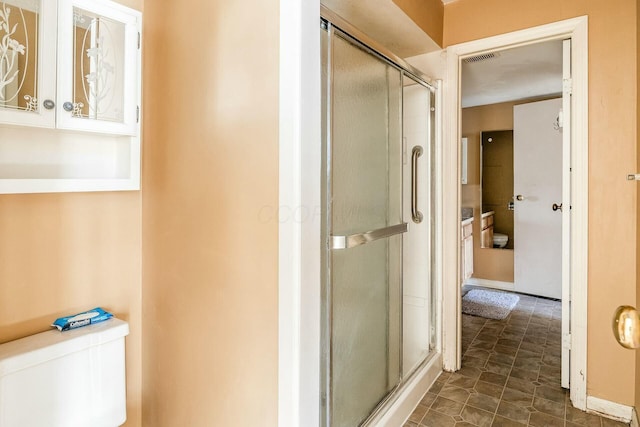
[0,192,142,427]
[480,130,514,249]
[0,0,143,425]
[141,0,279,425]
[462,102,515,283]
[393,0,443,47]
[446,0,638,406]
[636,0,640,412]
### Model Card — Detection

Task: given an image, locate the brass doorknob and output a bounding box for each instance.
[613,306,640,349]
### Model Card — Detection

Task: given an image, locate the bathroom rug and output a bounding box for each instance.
[462,289,519,320]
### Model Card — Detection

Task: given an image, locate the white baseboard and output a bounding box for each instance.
[631,407,639,427]
[586,395,633,423]
[463,278,515,292]
[367,353,442,427]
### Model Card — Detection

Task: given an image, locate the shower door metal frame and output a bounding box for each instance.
[321,9,439,427]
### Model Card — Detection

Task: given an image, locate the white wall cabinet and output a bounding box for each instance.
[0,0,141,193]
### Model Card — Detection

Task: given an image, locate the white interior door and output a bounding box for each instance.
[513,98,563,299]
[402,78,431,377]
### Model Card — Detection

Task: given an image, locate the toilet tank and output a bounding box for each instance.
[0,318,129,427]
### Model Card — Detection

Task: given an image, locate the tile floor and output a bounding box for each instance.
[405,292,629,427]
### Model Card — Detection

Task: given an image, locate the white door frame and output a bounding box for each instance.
[442,17,589,409]
[278,1,322,426]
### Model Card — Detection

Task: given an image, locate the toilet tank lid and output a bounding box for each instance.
[0,318,129,378]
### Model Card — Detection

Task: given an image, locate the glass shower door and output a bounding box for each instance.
[323,26,404,427]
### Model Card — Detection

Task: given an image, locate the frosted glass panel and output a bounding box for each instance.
[402,76,432,377]
[0,0,39,112]
[331,33,402,235]
[331,237,401,427]
[320,23,330,427]
[328,31,402,427]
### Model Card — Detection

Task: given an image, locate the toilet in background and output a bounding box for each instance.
[493,233,509,248]
[0,318,129,427]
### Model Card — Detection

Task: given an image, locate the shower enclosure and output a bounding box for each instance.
[321,9,439,427]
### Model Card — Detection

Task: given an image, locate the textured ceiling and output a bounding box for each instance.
[321,0,562,107]
[461,40,564,108]
[321,0,441,58]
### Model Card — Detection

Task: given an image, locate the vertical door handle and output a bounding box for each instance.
[411,146,424,224]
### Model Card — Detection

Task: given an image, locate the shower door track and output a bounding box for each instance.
[320,6,436,93]
[361,351,440,427]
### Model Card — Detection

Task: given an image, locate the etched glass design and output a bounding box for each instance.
[0,0,39,112]
[72,7,125,122]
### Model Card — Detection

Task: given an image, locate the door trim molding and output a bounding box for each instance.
[586,396,633,423]
[631,407,639,427]
[463,278,515,292]
[442,16,588,409]
[278,1,322,426]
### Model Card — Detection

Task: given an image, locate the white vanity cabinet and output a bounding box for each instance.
[0,0,141,193]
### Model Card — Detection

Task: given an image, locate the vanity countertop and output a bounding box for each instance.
[462,217,474,227]
[481,211,495,219]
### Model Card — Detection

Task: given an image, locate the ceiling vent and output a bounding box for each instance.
[463,52,500,64]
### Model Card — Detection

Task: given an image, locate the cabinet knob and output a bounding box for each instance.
[63,102,74,112]
[43,99,55,110]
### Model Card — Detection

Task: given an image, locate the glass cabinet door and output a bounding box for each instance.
[57,0,140,135]
[0,0,56,127]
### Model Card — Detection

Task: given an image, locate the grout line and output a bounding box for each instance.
[494,299,532,426]
[437,294,626,427]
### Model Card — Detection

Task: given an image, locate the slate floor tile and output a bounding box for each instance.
[496,401,531,424]
[420,409,456,427]
[461,405,494,427]
[430,396,464,416]
[406,294,630,427]
[438,384,470,404]
[492,415,527,426]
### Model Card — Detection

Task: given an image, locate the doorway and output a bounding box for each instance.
[442,17,589,410]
